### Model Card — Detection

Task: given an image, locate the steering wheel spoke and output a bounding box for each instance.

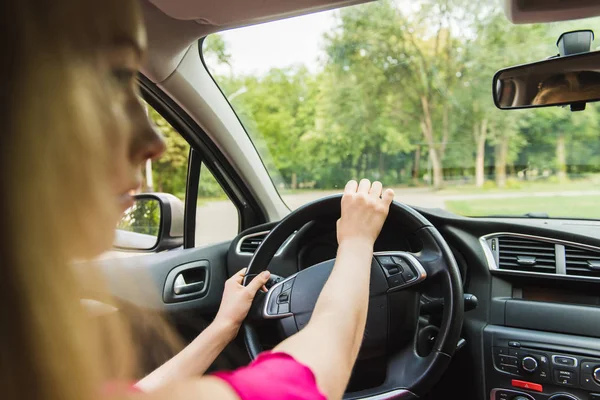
[242,195,463,398]
[262,274,297,319]
[374,251,428,292]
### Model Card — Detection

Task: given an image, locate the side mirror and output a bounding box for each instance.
[114,193,184,252]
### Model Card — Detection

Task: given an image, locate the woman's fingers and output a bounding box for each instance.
[369,181,383,198]
[357,178,371,194]
[247,270,271,295]
[382,188,395,205]
[232,268,247,284]
[344,180,358,194]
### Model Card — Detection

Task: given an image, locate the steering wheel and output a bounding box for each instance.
[243,195,463,399]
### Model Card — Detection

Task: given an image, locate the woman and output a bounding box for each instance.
[0,1,394,400]
[532,71,600,105]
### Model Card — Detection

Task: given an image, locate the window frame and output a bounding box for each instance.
[139,75,267,249]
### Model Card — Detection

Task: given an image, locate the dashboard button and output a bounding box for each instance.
[581,361,597,374]
[581,374,599,390]
[537,369,550,382]
[554,369,577,386]
[499,364,519,375]
[508,341,521,348]
[553,355,577,367]
[522,356,538,373]
[494,347,509,356]
[509,348,525,357]
[512,379,543,392]
[499,355,519,366]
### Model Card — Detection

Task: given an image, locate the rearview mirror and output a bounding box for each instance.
[493,51,600,110]
[114,193,184,252]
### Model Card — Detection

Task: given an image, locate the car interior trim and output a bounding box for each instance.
[480,231,600,282]
[348,388,411,400]
[372,251,428,291]
[235,230,297,256]
[262,272,296,319]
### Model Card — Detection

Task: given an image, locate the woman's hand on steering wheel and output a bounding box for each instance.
[215,268,271,333]
[337,179,395,247]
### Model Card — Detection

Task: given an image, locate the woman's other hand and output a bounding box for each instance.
[215,268,271,332]
[336,179,394,248]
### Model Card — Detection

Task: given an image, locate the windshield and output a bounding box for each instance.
[203,0,600,219]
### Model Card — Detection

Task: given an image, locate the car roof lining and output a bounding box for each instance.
[140,0,373,83]
[504,0,600,24]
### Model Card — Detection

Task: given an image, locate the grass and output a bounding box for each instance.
[437,178,600,196]
[445,194,600,219]
[197,195,228,206]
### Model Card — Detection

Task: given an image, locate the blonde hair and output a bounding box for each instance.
[533,72,600,105]
[0,1,178,399]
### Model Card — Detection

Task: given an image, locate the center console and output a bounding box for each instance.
[485,325,600,400]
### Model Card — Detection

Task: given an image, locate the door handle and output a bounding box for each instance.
[173,273,205,295]
[163,261,210,303]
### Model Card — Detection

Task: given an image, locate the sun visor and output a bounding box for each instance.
[505,0,600,24]
[149,0,373,26]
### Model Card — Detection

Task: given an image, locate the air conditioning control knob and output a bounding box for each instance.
[522,356,538,372]
[593,367,600,384]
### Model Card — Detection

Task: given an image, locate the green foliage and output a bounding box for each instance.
[482,180,497,190]
[147,107,189,197]
[194,7,600,194]
[118,199,161,236]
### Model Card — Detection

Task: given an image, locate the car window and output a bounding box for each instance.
[195,163,239,247]
[102,104,190,258]
[144,105,190,200]
[203,0,600,220]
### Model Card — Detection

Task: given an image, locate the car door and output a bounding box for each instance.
[80,78,267,374]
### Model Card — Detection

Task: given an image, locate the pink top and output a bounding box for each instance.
[213,351,326,400]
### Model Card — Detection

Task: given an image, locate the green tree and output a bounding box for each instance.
[148,107,189,197]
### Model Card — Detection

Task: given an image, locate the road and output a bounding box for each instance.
[102,187,596,258]
[196,187,446,245]
[195,187,600,245]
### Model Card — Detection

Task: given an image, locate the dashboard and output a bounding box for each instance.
[227,206,600,400]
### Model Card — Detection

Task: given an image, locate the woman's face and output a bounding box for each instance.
[104,25,166,218]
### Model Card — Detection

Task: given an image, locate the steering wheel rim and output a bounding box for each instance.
[243,194,463,399]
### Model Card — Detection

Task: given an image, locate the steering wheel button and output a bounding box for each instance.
[278,292,289,303]
[278,303,289,314]
[377,256,394,266]
[268,299,279,315]
[387,267,400,275]
[387,275,404,288]
[401,267,416,282]
[282,278,294,291]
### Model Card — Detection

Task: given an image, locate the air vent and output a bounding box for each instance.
[497,236,556,272]
[238,232,268,254]
[565,246,600,278]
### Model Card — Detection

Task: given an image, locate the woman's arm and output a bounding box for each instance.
[140,179,391,399]
[136,268,270,392]
[272,179,393,399]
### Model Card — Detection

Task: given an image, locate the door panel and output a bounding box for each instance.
[85,243,229,314]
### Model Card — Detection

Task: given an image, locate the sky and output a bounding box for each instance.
[208,10,337,76]
[204,0,436,77]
